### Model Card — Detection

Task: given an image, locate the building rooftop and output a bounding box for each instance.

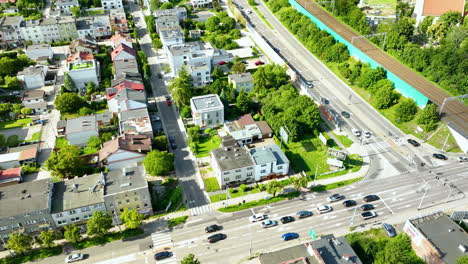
[160,25,184,39]
[51,173,104,213]
[259,243,315,264]
[110,32,132,46]
[119,108,152,135]
[0,16,23,27]
[230,124,262,140]
[228,72,253,83]
[55,0,79,6]
[409,212,468,264]
[257,120,273,135]
[169,44,193,56]
[111,43,136,61]
[67,51,95,63]
[111,72,142,86]
[420,0,465,16]
[0,179,51,218]
[113,59,139,76]
[311,234,362,264]
[0,168,22,185]
[237,114,256,128]
[250,144,288,166]
[111,88,146,103]
[65,112,112,134]
[26,44,51,51]
[154,7,187,18]
[18,66,45,76]
[190,94,223,112]
[212,145,254,171]
[22,89,45,100]
[99,134,152,161]
[69,60,94,71]
[104,166,148,196]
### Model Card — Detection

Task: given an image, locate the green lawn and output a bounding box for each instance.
[55,137,69,148]
[335,134,353,148]
[317,154,363,179]
[218,192,300,212]
[310,177,363,192]
[61,109,108,120]
[81,146,100,155]
[195,134,221,158]
[210,186,262,202]
[0,118,32,130]
[0,246,62,264]
[26,132,41,142]
[425,124,461,153]
[168,216,189,228]
[74,228,144,250]
[204,177,221,192]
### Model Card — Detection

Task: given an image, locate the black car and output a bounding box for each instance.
[169,136,177,150]
[360,204,374,211]
[280,216,295,224]
[433,153,448,160]
[342,200,357,207]
[363,195,380,202]
[158,73,163,79]
[154,251,172,260]
[296,210,313,219]
[208,233,226,243]
[407,139,420,147]
[341,111,351,118]
[205,224,221,233]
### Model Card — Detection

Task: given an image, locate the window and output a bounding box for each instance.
[247,167,253,170]
[68,210,76,215]
[118,201,122,205]
[235,169,241,172]
[55,213,63,218]
[247,172,253,176]
[223,177,229,181]
[277,166,283,170]
[261,170,266,173]
[261,164,267,167]
[57,220,67,225]
[144,203,148,207]
[208,120,212,125]
[126,199,130,203]
[235,175,241,179]
[81,207,90,212]
[216,112,219,117]
[136,205,140,209]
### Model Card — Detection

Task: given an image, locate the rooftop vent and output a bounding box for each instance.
[71,184,78,193]
[120,182,131,188]
[122,167,134,176]
[459,245,468,253]
[332,238,342,246]
[449,229,455,232]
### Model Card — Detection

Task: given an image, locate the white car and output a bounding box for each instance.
[363,130,372,138]
[261,220,278,228]
[457,156,468,162]
[249,214,267,223]
[361,211,377,220]
[352,129,361,137]
[65,253,84,263]
[316,205,333,214]
[326,194,343,203]
[247,10,252,14]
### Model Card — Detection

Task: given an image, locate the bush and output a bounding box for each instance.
[6,135,19,147]
[168,216,189,228]
[74,228,143,249]
[0,246,62,264]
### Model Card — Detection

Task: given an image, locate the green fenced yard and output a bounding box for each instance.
[195,134,221,158]
[0,118,32,130]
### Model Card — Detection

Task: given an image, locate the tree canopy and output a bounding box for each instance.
[64,224,81,243]
[45,145,86,179]
[6,232,33,254]
[120,208,145,230]
[181,253,201,264]
[395,98,418,123]
[143,150,175,176]
[54,93,86,113]
[265,180,282,197]
[86,211,113,237]
[168,67,192,108]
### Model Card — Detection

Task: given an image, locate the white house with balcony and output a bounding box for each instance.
[250,144,289,181]
[17,65,48,89]
[67,58,100,89]
[101,0,123,10]
[190,94,224,129]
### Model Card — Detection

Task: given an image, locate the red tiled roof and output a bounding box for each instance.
[422,0,465,16]
[67,51,94,63]
[237,114,256,128]
[111,43,136,61]
[106,81,144,100]
[0,168,22,181]
[110,32,132,44]
[19,148,37,161]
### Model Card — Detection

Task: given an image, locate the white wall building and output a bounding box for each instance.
[54,0,80,14]
[17,65,47,89]
[67,58,100,89]
[154,7,187,21]
[25,44,53,61]
[191,0,213,8]
[250,144,289,181]
[190,94,224,129]
[101,0,123,9]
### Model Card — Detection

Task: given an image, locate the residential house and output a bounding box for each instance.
[99,134,152,170]
[250,144,289,181]
[190,94,224,129]
[309,234,362,264]
[404,212,468,264]
[113,58,140,78]
[228,72,254,93]
[109,9,129,33]
[21,16,78,44]
[101,0,123,10]
[159,25,184,53]
[154,7,188,21]
[191,0,212,8]
[111,43,136,61]
[0,179,55,245]
[93,15,112,38]
[103,166,153,222]
[17,65,47,89]
[106,79,144,100]
[67,54,100,89]
[0,147,38,169]
[51,173,107,227]
[414,0,466,25]
[155,15,179,33]
[57,112,112,146]
[0,168,23,187]
[107,88,147,113]
[69,38,99,54]
[189,29,201,39]
[118,108,153,136]
[0,16,24,48]
[54,0,80,14]
[111,72,142,86]
[22,89,47,114]
[225,114,273,146]
[76,18,94,39]
[211,137,255,189]
[25,44,53,61]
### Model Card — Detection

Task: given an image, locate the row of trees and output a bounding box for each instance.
[143,150,175,176]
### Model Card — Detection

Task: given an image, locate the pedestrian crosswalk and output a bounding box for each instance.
[190,204,213,216]
[151,231,173,249]
[361,140,390,155]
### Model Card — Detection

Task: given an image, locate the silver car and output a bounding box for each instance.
[65,253,84,263]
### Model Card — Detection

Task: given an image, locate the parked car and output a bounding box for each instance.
[254,61,265,66]
[249,214,267,223]
[327,193,344,203]
[363,195,380,202]
[168,136,177,150]
[296,210,313,219]
[9,91,20,96]
[407,139,420,147]
[282,232,299,241]
[207,233,226,243]
[341,111,351,118]
[433,153,448,160]
[261,220,278,228]
[217,61,226,65]
[65,253,85,263]
[205,224,221,233]
[154,251,173,260]
[361,211,377,220]
[246,10,252,14]
[321,97,329,104]
[352,129,361,137]
[360,204,374,211]
[382,223,396,237]
[280,216,295,224]
[306,81,314,89]
[165,96,172,106]
[316,205,333,214]
[458,156,468,162]
[342,200,357,207]
[363,130,372,138]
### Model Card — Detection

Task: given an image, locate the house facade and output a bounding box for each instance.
[107,88,147,113]
[25,44,53,61]
[67,58,100,89]
[0,16,24,48]
[102,0,123,9]
[228,72,254,93]
[99,134,152,170]
[58,113,112,146]
[17,66,47,89]
[118,108,153,136]
[190,94,224,129]
[154,7,188,21]
[22,89,47,114]
[250,144,289,181]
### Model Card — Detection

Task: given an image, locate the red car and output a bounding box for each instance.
[165,95,172,106]
[255,61,265,66]
[217,61,226,65]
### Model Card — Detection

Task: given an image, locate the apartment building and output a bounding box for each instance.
[0,16,24,48]
[102,0,123,10]
[190,94,224,128]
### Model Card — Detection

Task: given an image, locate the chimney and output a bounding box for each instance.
[138,148,141,152]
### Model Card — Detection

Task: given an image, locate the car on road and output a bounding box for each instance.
[254,61,265,66]
[382,223,396,237]
[207,233,226,243]
[168,136,177,150]
[154,251,173,260]
[321,97,329,104]
[433,153,448,160]
[361,211,377,220]
[261,219,278,228]
[363,195,380,202]
[316,205,332,214]
[342,200,357,207]
[306,81,314,88]
[407,139,420,147]
[296,210,313,219]
[352,129,361,137]
[249,214,267,222]
[341,111,351,118]
[280,216,295,224]
[360,204,374,211]
[282,232,299,241]
[327,193,344,203]
[158,73,163,79]
[65,253,85,263]
[458,156,468,162]
[217,61,226,65]
[363,130,372,138]
[165,95,172,106]
[247,10,252,14]
[205,224,221,233]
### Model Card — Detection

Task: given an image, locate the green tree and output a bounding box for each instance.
[239,184,247,193]
[395,98,418,123]
[0,103,11,116]
[168,67,192,107]
[143,150,175,176]
[265,180,281,197]
[64,224,81,243]
[212,66,224,80]
[416,103,438,126]
[55,93,86,113]
[396,0,414,19]
[70,6,81,17]
[6,232,33,255]
[236,89,251,114]
[86,81,97,94]
[87,211,113,237]
[20,107,32,115]
[187,125,200,143]
[292,177,308,190]
[63,73,76,92]
[78,106,94,116]
[45,145,86,179]
[160,2,174,9]
[374,234,424,264]
[87,136,101,149]
[154,135,168,151]
[0,134,5,148]
[231,61,246,74]
[205,16,221,32]
[6,135,19,147]
[39,230,57,248]
[181,254,201,264]
[457,255,468,264]
[418,16,433,35]
[149,0,161,10]
[120,208,145,230]
[4,76,22,89]
[12,104,22,116]
[374,86,399,109]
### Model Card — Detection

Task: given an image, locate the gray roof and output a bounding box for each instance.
[66,115,98,134]
[55,0,79,6]
[9,144,40,154]
[155,15,179,23]
[111,72,142,86]
[113,59,139,76]
[113,88,146,103]
[104,166,148,196]
[250,144,288,166]
[26,44,51,51]
[228,72,253,83]
[212,145,254,172]
[0,179,52,218]
[312,234,363,264]
[119,107,149,121]
[190,94,223,112]
[409,212,468,264]
[0,16,24,27]
[259,244,316,264]
[51,173,104,213]
[76,19,92,30]
[18,66,45,76]
[169,44,192,57]
[160,25,184,39]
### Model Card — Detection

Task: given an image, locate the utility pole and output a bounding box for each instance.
[314,167,319,185]
[418,184,429,210]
